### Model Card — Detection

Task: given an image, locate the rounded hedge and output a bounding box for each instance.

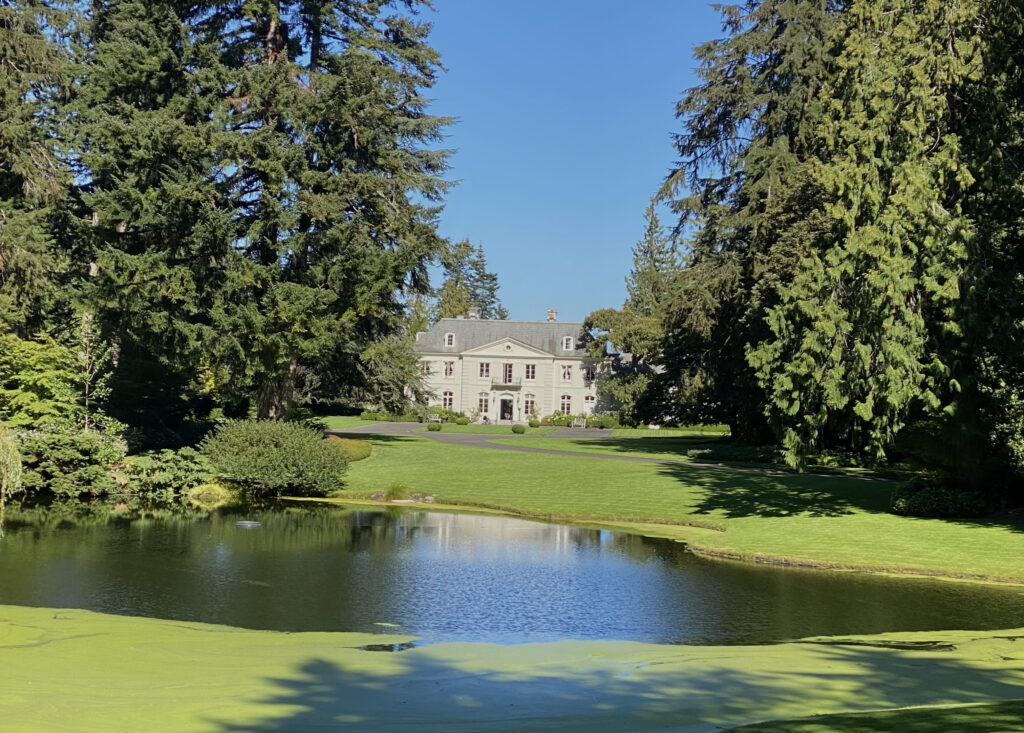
[528,419,540,429]
[511,424,526,434]
[455,416,470,426]
[200,420,347,497]
[427,422,442,432]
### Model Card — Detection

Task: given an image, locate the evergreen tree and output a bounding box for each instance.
[0,0,72,335]
[434,239,507,320]
[200,0,451,419]
[583,205,678,423]
[466,244,508,319]
[748,0,983,466]
[655,0,841,440]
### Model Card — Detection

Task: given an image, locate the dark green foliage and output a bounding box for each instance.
[359,411,380,421]
[540,411,578,427]
[586,415,619,430]
[435,240,509,320]
[122,448,212,499]
[426,422,441,432]
[511,424,525,434]
[455,416,470,426]
[528,419,540,429]
[17,428,126,498]
[200,420,347,497]
[891,480,994,519]
[429,406,464,422]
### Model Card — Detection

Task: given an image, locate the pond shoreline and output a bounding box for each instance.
[292,496,1024,587]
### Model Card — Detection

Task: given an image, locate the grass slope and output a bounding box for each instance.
[3,605,1022,733]
[340,434,1024,581]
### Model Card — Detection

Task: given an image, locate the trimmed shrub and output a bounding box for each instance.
[325,435,373,462]
[528,419,540,429]
[200,420,347,497]
[17,428,126,498]
[121,447,212,499]
[586,415,619,429]
[429,406,465,423]
[359,411,380,421]
[455,416,470,426]
[540,411,575,427]
[511,424,526,434]
[891,479,994,518]
[427,422,442,432]
[382,412,424,423]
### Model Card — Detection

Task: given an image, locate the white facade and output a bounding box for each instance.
[414,315,601,423]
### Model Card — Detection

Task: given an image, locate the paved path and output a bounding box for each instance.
[326,422,889,481]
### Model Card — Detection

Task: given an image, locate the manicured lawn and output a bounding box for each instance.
[611,425,731,437]
[341,434,1024,581]
[413,424,557,435]
[321,414,369,430]
[4,604,1021,732]
[488,434,749,462]
[729,700,1024,732]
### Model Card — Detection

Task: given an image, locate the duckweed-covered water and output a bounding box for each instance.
[2,503,1023,644]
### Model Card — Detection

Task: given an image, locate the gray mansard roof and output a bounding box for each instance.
[414,318,589,357]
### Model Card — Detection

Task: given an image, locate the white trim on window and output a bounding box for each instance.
[524,363,536,380]
[562,336,573,350]
[560,394,572,413]
[442,391,454,409]
[444,361,454,377]
[479,362,490,378]
[444,332,455,347]
[561,364,572,381]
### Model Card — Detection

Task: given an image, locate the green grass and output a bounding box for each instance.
[488,434,754,462]
[321,414,369,430]
[729,700,1024,732]
[611,424,731,437]
[340,434,1024,581]
[413,424,556,435]
[3,604,1022,732]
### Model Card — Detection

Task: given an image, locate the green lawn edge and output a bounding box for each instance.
[329,433,1024,584]
[4,604,1023,733]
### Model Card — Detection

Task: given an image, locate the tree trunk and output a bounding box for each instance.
[257,357,297,420]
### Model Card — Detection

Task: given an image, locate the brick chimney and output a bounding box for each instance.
[546,309,557,322]
[468,307,480,320]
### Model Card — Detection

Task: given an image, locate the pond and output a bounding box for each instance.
[2,504,1023,645]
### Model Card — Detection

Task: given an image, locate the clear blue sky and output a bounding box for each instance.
[425,0,723,323]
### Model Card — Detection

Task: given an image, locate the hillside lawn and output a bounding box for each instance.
[334,432,1024,582]
[2,604,1022,732]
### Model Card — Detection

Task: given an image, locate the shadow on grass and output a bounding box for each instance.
[325,432,419,444]
[207,639,1024,732]
[656,461,890,518]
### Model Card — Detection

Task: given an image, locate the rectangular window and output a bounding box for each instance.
[562,364,572,381]
[503,363,513,383]
[584,366,595,381]
[479,396,489,413]
[442,391,454,409]
[524,364,536,380]
[444,361,454,377]
[422,362,431,375]
[479,363,490,378]
[445,333,454,347]
[524,395,535,416]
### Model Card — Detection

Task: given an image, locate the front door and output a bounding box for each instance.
[500,398,513,421]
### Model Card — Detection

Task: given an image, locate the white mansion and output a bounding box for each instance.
[414,309,602,423]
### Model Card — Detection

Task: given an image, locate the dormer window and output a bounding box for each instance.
[445,333,455,347]
[562,336,574,350]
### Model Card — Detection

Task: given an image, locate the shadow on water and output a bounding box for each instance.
[206,639,1024,732]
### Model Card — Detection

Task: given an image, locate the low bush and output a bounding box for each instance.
[528,419,540,429]
[17,427,126,498]
[429,406,465,423]
[121,447,212,499]
[511,424,526,434]
[455,416,470,426]
[586,415,619,429]
[539,411,574,427]
[325,436,373,462]
[200,420,347,497]
[427,422,442,432]
[891,480,994,518]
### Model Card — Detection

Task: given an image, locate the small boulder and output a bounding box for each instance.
[423,495,436,504]
[410,492,423,502]
[370,490,386,502]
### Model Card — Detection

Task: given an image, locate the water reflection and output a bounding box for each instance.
[1,503,1023,644]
